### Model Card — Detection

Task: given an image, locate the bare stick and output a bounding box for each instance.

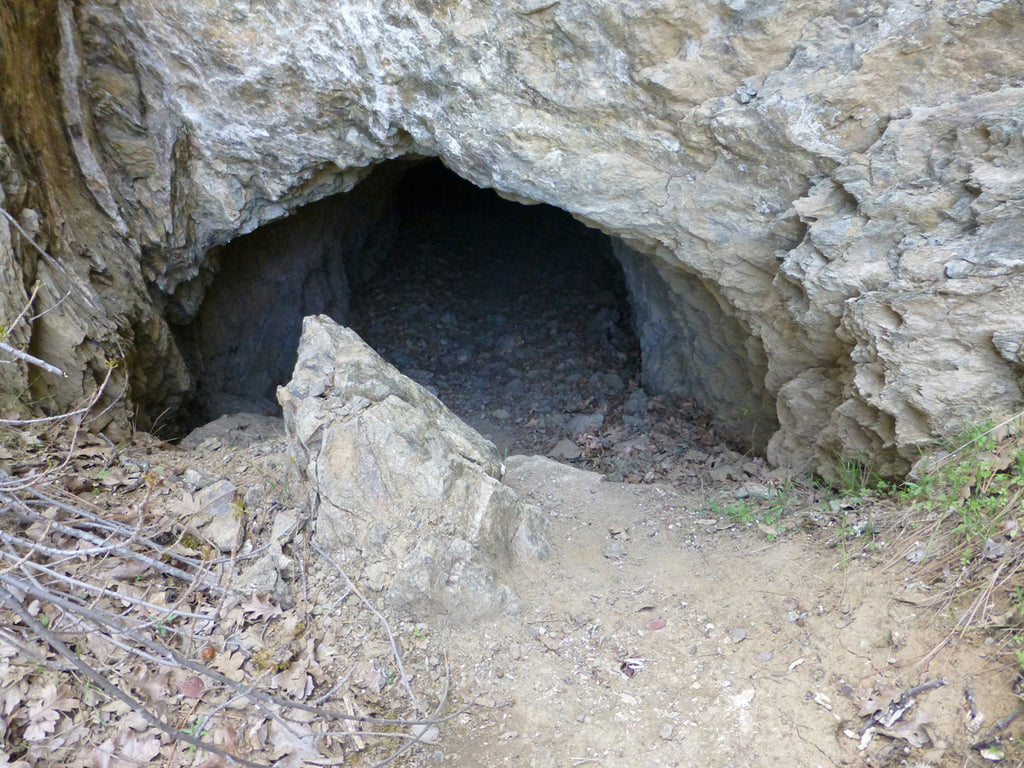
[0,208,58,264]
[972,704,1024,749]
[4,282,40,336]
[313,544,423,713]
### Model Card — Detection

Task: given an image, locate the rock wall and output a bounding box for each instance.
[1,0,1023,474]
[0,3,188,434]
[170,165,404,424]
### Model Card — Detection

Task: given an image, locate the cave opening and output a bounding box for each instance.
[345,160,641,458]
[171,159,664,467]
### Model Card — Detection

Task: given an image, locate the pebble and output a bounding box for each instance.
[602,541,627,559]
[734,482,775,500]
[549,439,582,460]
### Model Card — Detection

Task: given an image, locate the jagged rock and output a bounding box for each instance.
[1,1,1023,475]
[277,315,541,621]
[190,479,244,553]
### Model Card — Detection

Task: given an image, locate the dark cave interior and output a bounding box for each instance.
[171,160,643,456]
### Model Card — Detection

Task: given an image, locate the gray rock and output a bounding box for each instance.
[182,412,285,450]
[549,438,582,460]
[4,0,1024,479]
[733,483,776,501]
[565,413,604,437]
[513,504,551,562]
[191,479,245,553]
[278,316,544,622]
[235,549,289,601]
[602,541,627,559]
[624,389,649,416]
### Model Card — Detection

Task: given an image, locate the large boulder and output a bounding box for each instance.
[278,315,543,621]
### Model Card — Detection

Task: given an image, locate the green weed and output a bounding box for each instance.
[832,453,883,496]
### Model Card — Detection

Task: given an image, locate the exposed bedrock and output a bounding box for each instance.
[1,0,1023,475]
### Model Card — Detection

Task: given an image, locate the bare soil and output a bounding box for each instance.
[1,415,1022,768]
[415,456,1019,768]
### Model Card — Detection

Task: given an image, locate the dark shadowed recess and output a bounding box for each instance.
[168,159,643,455]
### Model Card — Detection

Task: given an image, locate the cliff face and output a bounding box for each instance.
[1,0,1022,474]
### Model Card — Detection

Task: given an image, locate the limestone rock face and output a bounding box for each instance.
[2,0,1023,474]
[278,315,534,621]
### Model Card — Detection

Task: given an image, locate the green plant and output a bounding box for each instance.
[832,453,881,495]
[950,418,999,454]
[725,501,755,526]
[181,719,208,753]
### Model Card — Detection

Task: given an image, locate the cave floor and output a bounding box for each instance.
[0,419,1015,768]
[1,176,1016,768]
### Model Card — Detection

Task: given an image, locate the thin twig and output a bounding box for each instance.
[972,703,1024,748]
[0,208,59,264]
[0,339,66,377]
[369,656,453,768]
[925,410,1024,474]
[313,544,423,713]
[3,280,40,334]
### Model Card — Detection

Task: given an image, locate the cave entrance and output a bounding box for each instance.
[172,159,659,469]
[345,160,641,458]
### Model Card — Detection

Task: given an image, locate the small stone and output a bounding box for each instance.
[565,412,604,436]
[411,724,440,744]
[734,482,775,500]
[730,628,747,643]
[659,723,674,741]
[624,388,648,415]
[602,541,627,559]
[549,438,582,460]
[182,468,215,493]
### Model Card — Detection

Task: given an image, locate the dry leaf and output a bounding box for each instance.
[271,666,312,699]
[133,667,171,706]
[170,492,204,517]
[981,537,1007,560]
[178,676,205,699]
[212,651,247,681]
[98,467,128,487]
[105,560,150,580]
[268,717,322,761]
[91,731,162,768]
[24,684,78,741]
[880,709,932,748]
[242,594,283,621]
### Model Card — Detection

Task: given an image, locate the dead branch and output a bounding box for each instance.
[314,543,424,714]
[972,703,1024,750]
[0,470,458,767]
[0,584,272,768]
[0,339,65,377]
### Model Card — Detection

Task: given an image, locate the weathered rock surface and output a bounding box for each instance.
[278,315,537,621]
[1,0,1023,475]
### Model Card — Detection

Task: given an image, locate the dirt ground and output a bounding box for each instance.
[407,456,1019,768]
[2,413,1022,768]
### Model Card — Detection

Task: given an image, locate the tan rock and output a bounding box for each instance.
[2,0,1023,475]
